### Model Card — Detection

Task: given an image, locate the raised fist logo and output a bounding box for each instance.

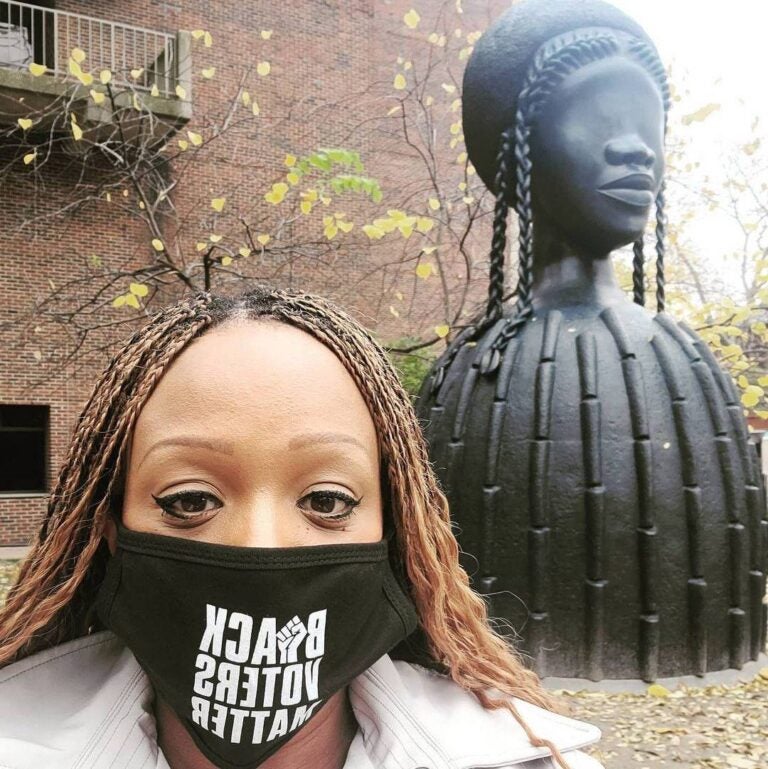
[277,616,308,663]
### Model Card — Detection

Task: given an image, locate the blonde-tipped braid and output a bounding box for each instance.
[0,286,573,769]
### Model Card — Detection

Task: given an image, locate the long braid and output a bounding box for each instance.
[632,238,645,306]
[655,182,667,313]
[485,129,515,324]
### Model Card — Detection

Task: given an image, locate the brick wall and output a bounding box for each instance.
[0,0,507,545]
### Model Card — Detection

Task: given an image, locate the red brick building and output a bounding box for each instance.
[0,0,504,544]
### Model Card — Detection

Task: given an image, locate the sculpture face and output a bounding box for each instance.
[529,56,665,254]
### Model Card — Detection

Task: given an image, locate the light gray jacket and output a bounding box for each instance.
[0,630,604,769]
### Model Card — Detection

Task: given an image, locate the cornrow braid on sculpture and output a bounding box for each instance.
[0,285,584,769]
[472,29,672,375]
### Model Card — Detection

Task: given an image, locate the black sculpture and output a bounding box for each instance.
[416,0,767,682]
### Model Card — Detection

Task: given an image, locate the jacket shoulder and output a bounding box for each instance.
[0,630,160,769]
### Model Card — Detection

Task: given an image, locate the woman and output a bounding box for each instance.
[0,287,604,769]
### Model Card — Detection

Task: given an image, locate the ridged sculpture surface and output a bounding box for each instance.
[416,0,767,681]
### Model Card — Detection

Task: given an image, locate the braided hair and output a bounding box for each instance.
[476,29,671,374]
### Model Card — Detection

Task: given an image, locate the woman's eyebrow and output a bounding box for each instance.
[137,436,235,470]
[288,431,369,454]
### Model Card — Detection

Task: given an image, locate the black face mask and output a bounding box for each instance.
[95,521,419,769]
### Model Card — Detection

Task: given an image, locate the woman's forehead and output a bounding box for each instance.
[129,320,379,456]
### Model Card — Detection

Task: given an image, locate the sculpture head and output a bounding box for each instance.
[460,0,671,372]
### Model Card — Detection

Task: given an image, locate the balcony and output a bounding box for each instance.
[0,1,191,142]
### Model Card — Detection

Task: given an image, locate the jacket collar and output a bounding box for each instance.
[0,630,600,769]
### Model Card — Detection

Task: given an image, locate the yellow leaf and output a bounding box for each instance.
[196,241,207,251]
[99,69,111,84]
[450,121,462,135]
[425,95,434,106]
[404,61,412,71]
[175,84,187,99]
[23,151,36,165]
[682,103,720,125]
[201,67,215,79]
[241,90,251,106]
[435,324,450,338]
[239,247,251,257]
[451,98,461,112]
[209,234,222,243]
[138,201,145,209]
[132,93,141,111]
[257,61,271,76]
[387,105,400,116]
[284,153,296,167]
[647,683,670,698]
[403,8,420,28]
[428,32,439,44]
[129,282,149,297]
[393,73,406,90]
[178,139,189,151]
[320,195,331,206]
[300,200,313,215]
[416,217,434,234]
[68,58,82,78]
[105,192,111,202]
[17,118,32,130]
[151,238,164,251]
[210,197,226,212]
[422,246,437,254]
[363,224,385,240]
[338,220,354,233]
[187,131,203,146]
[71,120,83,142]
[759,375,768,388]
[90,89,105,104]
[395,290,404,301]
[251,101,260,116]
[28,62,46,76]
[125,293,140,310]
[324,223,339,240]
[150,83,159,97]
[737,375,749,389]
[741,386,764,409]
[71,47,86,63]
[257,234,271,246]
[416,263,433,279]
[204,31,213,47]
[286,172,300,185]
[261,30,273,39]
[442,83,456,94]
[428,197,440,211]
[221,255,233,266]
[130,67,144,80]
[112,294,127,308]
[398,222,414,238]
[457,151,468,163]
[192,29,204,39]
[389,305,400,318]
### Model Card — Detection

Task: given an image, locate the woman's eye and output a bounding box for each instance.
[298,490,361,521]
[151,490,222,521]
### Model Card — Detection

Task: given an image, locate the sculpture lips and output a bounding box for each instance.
[598,173,655,208]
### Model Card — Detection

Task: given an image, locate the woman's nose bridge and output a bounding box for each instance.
[231,493,290,548]
[604,133,656,166]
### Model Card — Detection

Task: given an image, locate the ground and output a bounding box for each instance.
[0,559,764,767]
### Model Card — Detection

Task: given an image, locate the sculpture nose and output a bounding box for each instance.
[604,135,656,169]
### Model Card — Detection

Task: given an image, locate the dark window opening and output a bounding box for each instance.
[0,404,49,493]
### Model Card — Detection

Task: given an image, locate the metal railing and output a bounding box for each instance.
[0,0,178,97]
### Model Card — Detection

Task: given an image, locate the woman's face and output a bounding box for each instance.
[529,55,665,254]
[104,319,383,550]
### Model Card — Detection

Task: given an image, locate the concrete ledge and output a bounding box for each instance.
[542,652,768,693]
[0,547,30,560]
